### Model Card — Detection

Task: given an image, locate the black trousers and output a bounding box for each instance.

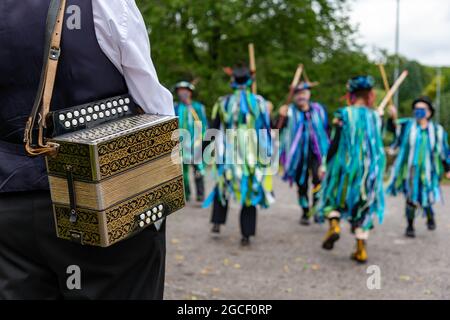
[183,164,205,200]
[211,197,257,238]
[0,191,166,300]
[295,155,322,210]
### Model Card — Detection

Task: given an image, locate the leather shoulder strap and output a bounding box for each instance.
[24,0,67,157]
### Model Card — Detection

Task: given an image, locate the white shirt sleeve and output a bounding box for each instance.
[92,0,174,116]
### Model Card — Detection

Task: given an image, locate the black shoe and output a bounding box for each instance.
[212,224,221,234]
[427,218,436,231]
[241,237,250,246]
[300,214,311,226]
[314,214,324,224]
[405,226,416,238]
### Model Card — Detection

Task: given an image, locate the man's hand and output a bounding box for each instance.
[278,104,289,117]
[446,171,450,180]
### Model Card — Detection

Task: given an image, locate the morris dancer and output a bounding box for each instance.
[319,76,386,264]
[204,64,274,246]
[277,82,330,225]
[387,97,450,237]
[174,81,208,202]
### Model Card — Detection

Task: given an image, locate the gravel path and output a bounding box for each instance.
[164,176,450,300]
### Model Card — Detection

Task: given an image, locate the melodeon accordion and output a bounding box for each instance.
[45,94,185,247]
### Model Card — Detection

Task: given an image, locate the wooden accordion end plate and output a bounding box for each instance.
[46,113,185,247]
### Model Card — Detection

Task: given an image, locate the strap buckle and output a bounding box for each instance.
[49,47,61,60]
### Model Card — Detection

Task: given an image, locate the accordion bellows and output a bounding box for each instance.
[46,111,185,247]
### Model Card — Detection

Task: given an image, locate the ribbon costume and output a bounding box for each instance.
[319,76,386,264]
[387,97,450,237]
[203,65,274,246]
[174,81,208,202]
[277,83,330,224]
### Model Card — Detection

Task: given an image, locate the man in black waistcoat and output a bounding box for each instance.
[0,0,174,299]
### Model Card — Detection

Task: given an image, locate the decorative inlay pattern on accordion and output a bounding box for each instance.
[106,176,184,245]
[97,119,179,179]
[54,206,102,246]
[46,143,94,180]
[46,110,185,247]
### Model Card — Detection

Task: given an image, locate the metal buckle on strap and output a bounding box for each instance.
[49,47,61,60]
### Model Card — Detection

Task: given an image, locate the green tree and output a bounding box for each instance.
[136,0,374,115]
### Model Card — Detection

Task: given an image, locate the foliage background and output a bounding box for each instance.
[136,0,449,131]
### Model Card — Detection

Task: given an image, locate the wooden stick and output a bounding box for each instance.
[303,67,311,84]
[276,65,304,129]
[378,64,395,108]
[286,64,304,105]
[248,43,257,94]
[291,64,304,88]
[378,70,409,114]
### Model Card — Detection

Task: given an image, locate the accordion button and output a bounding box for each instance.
[107,102,112,108]
[158,212,163,219]
[125,98,130,104]
[139,213,146,220]
[87,107,94,113]
[112,109,117,115]
[145,218,151,224]
[105,110,111,117]
[86,115,92,122]
[59,114,65,121]
[139,221,145,228]
[64,121,71,128]
[81,108,87,115]
[72,119,78,126]
[101,104,107,110]
[152,215,157,222]
[118,107,123,113]
[66,112,73,119]
[158,205,163,211]
[152,207,158,214]
[93,114,98,120]
[74,110,80,117]
[113,101,118,107]
[99,112,105,119]
[79,117,85,124]
[146,211,151,217]
[124,105,129,112]
[119,99,124,105]
[94,105,100,112]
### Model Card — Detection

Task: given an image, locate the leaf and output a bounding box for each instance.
[223,258,230,266]
[399,275,411,281]
[233,263,241,269]
[171,238,180,245]
[212,288,221,294]
[200,267,213,275]
[175,254,185,262]
[311,264,320,271]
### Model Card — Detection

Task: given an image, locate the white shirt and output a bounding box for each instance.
[92,1,170,230]
[92,0,174,116]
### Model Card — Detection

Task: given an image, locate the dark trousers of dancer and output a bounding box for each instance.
[211,196,257,238]
[295,154,322,220]
[183,164,205,201]
[0,191,166,300]
[406,200,435,231]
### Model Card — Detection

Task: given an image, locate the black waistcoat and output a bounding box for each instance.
[0,0,127,192]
